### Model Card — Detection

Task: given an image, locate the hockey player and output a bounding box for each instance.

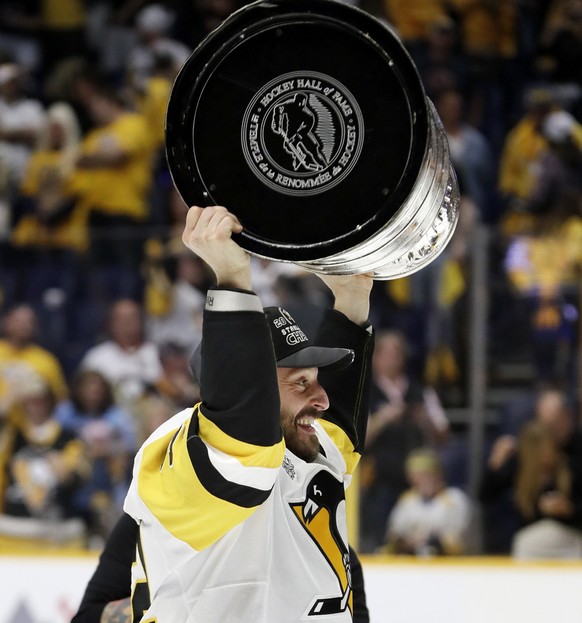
[116,205,374,622]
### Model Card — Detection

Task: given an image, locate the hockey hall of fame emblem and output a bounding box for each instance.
[241,71,364,197]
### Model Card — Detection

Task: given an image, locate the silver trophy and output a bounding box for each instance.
[165,0,460,279]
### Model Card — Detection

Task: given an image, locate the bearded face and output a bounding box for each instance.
[277,367,329,463]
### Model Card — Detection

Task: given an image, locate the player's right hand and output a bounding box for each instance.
[182,205,251,290]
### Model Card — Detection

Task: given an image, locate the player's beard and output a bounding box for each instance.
[281,405,322,463]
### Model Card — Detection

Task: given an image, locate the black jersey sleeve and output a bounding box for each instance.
[195,288,282,447]
[349,546,370,623]
[316,309,374,453]
[71,513,137,623]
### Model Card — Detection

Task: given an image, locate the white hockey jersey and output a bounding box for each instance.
[125,407,358,622]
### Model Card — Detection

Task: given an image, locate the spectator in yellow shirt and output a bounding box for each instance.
[12,101,85,253]
[10,101,86,363]
[448,0,520,150]
[0,374,89,552]
[498,88,555,229]
[382,0,449,59]
[70,77,155,319]
[132,52,179,230]
[0,304,68,424]
[38,0,88,79]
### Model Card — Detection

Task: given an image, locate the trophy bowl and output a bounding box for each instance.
[165,0,460,279]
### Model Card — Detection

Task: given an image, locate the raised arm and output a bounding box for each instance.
[124,206,284,554]
[315,273,375,462]
[316,273,373,327]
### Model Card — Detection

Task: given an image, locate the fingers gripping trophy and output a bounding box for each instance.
[165,0,460,279]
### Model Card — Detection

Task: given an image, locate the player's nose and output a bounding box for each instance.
[309,382,329,412]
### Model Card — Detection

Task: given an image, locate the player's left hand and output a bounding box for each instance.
[316,273,373,326]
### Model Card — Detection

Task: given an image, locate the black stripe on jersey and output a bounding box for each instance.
[187,435,273,508]
[168,429,180,467]
[133,529,151,618]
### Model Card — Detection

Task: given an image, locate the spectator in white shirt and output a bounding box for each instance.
[0,63,45,186]
[80,299,163,408]
[385,448,472,556]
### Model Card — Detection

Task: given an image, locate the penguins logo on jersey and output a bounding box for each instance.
[290,471,352,617]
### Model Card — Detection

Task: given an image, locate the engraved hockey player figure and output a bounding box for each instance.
[271,92,328,172]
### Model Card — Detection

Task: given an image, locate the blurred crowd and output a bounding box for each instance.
[1,0,582,559]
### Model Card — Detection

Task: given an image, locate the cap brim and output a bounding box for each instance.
[277,346,354,372]
[190,344,354,380]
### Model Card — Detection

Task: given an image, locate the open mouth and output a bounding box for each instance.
[295,414,318,434]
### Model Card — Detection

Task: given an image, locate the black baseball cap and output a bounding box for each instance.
[190,306,354,381]
[264,306,354,371]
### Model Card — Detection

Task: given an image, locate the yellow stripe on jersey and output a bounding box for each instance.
[319,419,360,477]
[137,411,284,551]
[198,410,284,468]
